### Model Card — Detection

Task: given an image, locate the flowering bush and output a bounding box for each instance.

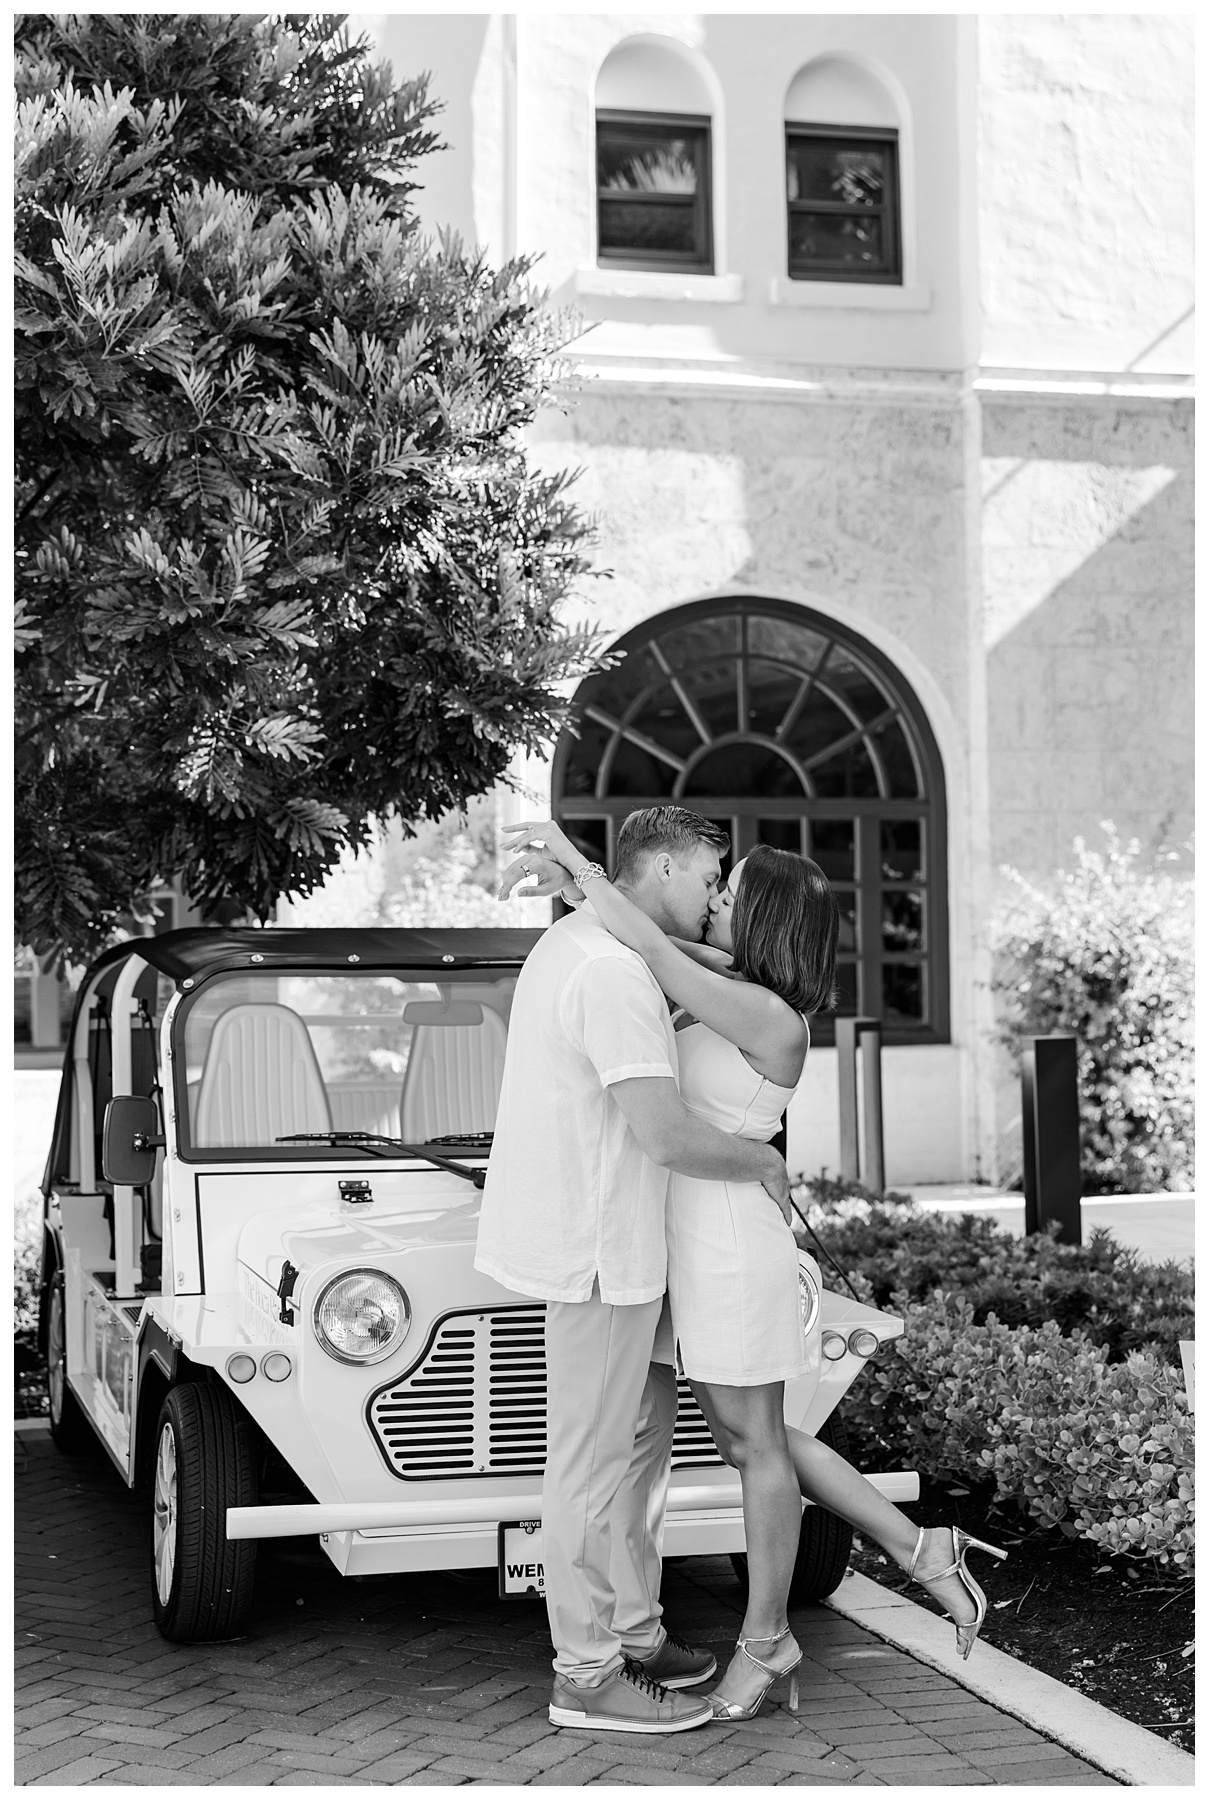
[993,827,1193,1194]
[846,1292,1194,1572]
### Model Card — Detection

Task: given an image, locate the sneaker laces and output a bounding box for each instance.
[660,1628,698,1658]
[620,1656,670,1702]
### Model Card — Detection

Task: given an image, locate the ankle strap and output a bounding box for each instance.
[738,1626,791,1648]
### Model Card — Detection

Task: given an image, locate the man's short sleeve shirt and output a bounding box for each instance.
[474,910,677,1305]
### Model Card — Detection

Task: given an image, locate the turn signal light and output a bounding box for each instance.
[821,1331,847,1361]
[262,1353,293,1382]
[848,1328,880,1358]
[226,1353,256,1384]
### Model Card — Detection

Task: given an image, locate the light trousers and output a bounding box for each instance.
[542,1286,678,1683]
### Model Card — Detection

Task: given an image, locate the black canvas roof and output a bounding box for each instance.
[85,925,546,986]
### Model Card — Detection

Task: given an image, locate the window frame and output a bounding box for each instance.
[785,122,902,285]
[595,107,714,274]
[550,597,948,1047]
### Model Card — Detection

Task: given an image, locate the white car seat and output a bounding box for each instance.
[399,1007,507,1142]
[194,1003,332,1147]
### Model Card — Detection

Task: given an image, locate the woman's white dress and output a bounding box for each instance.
[667,1020,810,1386]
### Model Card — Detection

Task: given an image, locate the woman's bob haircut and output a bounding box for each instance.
[730,844,840,1016]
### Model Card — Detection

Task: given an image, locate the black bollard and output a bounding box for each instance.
[1021,1034,1082,1244]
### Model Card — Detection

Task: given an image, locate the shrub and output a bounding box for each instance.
[993,827,1193,1194]
[843,1293,1193,1573]
[793,1180,1193,1368]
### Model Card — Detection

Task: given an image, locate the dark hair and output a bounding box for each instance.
[730,845,839,1016]
[613,806,730,887]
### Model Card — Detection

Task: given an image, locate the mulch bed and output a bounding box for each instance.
[848,1474,1194,1754]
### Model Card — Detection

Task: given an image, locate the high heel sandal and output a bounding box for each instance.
[909,1525,1008,1661]
[706,1625,802,1720]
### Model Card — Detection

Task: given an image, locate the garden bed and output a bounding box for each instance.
[849,1473,1194,1754]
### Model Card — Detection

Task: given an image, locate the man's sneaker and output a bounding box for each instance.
[549,1661,713,1733]
[627,1629,717,1688]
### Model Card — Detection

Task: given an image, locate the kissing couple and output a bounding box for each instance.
[475,805,1004,1734]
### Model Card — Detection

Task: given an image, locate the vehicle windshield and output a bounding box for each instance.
[178,969,517,1156]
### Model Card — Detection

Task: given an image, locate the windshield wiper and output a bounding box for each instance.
[275,1131,487,1188]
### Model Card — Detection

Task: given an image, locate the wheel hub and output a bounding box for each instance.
[153,1425,178,1607]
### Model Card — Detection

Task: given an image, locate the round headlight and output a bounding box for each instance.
[821,1330,848,1362]
[848,1328,880,1358]
[797,1261,821,1339]
[313,1269,411,1365]
[226,1353,256,1384]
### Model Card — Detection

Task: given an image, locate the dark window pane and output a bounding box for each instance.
[882,891,924,953]
[628,682,700,763]
[606,738,678,797]
[747,615,829,670]
[562,818,609,869]
[787,138,888,207]
[685,743,805,797]
[562,713,611,797]
[679,658,740,738]
[784,691,853,765]
[789,211,885,270]
[881,821,922,883]
[836,892,858,954]
[834,961,859,1013]
[757,818,804,853]
[820,647,889,726]
[746,658,803,736]
[599,197,698,256]
[585,646,665,721]
[882,963,924,1025]
[809,819,854,881]
[811,739,879,798]
[870,717,921,798]
[599,132,699,195]
[657,615,741,667]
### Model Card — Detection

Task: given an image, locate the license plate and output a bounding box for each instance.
[498,1520,545,1598]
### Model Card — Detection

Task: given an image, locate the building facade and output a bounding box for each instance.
[348,11,1192,1187]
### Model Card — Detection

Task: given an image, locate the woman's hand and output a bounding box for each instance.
[498,848,577,902]
[500,818,589,879]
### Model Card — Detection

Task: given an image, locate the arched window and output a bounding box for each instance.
[784,56,903,285]
[594,39,717,274]
[551,597,948,1043]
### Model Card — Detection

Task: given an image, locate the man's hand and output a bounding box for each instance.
[498,850,576,902]
[755,1144,793,1226]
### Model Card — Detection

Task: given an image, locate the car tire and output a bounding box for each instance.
[729,1410,856,1604]
[45,1269,98,1455]
[151,1383,259,1643]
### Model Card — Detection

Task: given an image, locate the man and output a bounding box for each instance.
[475,805,792,1734]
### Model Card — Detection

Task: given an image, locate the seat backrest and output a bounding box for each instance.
[194,1003,331,1147]
[399,1007,508,1142]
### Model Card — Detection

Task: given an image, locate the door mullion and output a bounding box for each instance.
[855,813,881,1019]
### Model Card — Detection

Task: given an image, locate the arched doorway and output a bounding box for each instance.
[551,597,948,1043]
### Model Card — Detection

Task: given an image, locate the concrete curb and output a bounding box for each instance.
[14,1418,51,1434]
[826,1570,1194,1787]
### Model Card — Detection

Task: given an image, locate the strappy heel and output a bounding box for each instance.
[706,1625,802,1720]
[909,1525,1008,1661]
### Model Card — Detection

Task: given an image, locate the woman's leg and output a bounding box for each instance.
[691,1380,803,1706]
[785,1424,978,1627]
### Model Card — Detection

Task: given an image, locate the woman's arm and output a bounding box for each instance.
[670,938,735,974]
[500,821,804,1064]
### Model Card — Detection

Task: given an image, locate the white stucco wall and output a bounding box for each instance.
[977,13,1194,374]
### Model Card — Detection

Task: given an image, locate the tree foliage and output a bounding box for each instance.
[993,829,1193,1194]
[16,13,601,962]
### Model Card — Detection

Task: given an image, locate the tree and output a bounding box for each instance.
[16,13,600,963]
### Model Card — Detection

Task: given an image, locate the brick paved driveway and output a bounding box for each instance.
[16,1429,1112,1786]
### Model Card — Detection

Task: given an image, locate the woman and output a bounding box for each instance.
[501,821,1005,1720]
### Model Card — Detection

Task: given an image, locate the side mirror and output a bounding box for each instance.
[102,1096,165,1187]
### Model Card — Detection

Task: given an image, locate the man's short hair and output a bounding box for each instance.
[613,806,730,887]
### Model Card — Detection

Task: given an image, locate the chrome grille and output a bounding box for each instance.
[368,1306,725,1481]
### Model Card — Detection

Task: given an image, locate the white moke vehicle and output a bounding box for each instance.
[39,926,918,1643]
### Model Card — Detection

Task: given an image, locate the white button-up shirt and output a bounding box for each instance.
[475,909,678,1305]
